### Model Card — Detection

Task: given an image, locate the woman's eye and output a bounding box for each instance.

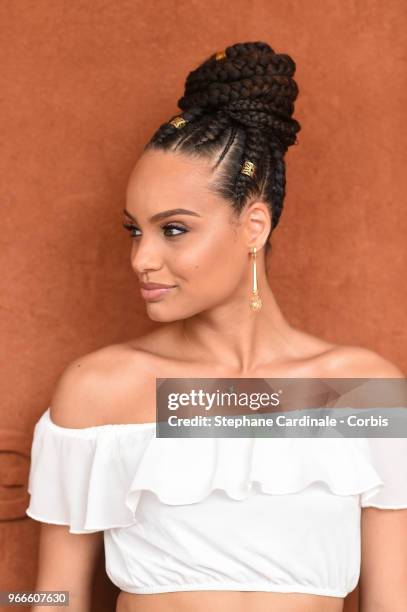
[162,223,188,237]
[122,222,141,238]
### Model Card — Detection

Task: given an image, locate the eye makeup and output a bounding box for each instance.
[121,217,188,238]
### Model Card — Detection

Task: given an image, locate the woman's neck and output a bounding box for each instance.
[178,283,296,374]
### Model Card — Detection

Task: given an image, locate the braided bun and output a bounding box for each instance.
[145,41,302,246]
[179,42,300,149]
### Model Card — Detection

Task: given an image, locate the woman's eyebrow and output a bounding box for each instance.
[123,208,202,223]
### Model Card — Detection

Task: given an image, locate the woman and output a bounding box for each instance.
[26,42,407,612]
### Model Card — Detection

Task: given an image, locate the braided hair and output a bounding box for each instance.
[144,41,301,253]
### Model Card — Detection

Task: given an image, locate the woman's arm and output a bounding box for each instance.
[30,524,103,611]
[28,349,116,610]
[360,507,407,612]
[350,350,407,611]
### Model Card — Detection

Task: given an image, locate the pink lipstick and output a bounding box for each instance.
[140,282,176,301]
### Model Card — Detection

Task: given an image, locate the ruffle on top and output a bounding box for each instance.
[25,407,407,534]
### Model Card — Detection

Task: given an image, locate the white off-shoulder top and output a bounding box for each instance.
[26,407,407,598]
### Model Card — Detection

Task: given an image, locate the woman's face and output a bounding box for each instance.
[124,148,269,322]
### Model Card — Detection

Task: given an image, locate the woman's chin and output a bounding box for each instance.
[145,302,201,323]
[145,305,179,323]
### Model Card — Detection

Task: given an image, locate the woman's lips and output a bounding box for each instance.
[140,286,175,301]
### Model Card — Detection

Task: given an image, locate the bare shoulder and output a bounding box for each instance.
[50,342,156,428]
[321,344,405,378]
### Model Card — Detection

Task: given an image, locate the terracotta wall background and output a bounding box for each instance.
[1,1,406,611]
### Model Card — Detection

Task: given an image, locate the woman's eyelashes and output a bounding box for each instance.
[162,223,189,237]
[122,222,188,238]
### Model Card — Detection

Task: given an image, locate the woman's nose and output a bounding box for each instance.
[130,241,163,275]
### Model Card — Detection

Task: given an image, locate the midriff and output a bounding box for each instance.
[116,590,345,612]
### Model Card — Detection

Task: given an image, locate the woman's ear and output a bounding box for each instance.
[242,201,272,248]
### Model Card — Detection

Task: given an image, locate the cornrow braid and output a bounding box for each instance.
[148,106,207,146]
[193,110,230,148]
[144,40,301,250]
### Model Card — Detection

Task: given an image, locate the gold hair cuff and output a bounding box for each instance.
[169,116,187,128]
[241,160,256,178]
[215,50,226,60]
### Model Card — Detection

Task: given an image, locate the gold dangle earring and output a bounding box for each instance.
[249,247,262,312]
